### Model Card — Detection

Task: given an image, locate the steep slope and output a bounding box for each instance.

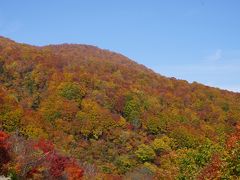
[0,36,240,179]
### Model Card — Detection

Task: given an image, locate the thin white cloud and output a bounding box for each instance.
[207,49,222,61]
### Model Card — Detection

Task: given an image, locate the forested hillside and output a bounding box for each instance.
[0,36,240,179]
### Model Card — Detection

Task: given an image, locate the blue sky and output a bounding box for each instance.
[0,0,240,92]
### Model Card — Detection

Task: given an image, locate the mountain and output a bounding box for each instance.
[0,36,240,179]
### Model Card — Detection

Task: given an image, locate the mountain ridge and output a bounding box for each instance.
[0,36,237,94]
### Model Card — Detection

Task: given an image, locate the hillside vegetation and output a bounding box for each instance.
[0,36,240,179]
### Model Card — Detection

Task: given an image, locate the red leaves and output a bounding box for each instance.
[0,131,9,149]
[26,168,40,179]
[33,139,68,177]
[127,124,134,130]
[198,154,221,180]
[34,139,54,153]
[47,152,69,177]
[32,138,84,178]
[0,131,10,169]
[46,152,84,178]
[115,95,125,113]
[51,157,66,177]
[65,164,84,180]
[226,123,240,149]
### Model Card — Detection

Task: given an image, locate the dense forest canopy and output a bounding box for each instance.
[0,36,240,179]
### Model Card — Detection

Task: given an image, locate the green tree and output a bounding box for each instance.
[123,100,140,121]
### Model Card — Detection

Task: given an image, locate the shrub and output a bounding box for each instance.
[146,116,167,134]
[58,82,86,101]
[115,155,135,173]
[1,109,23,132]
[151,136,172,154]
[135,144,156,162]
[170,127,200,149]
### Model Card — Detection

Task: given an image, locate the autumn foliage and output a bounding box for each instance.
[0,36,240,179]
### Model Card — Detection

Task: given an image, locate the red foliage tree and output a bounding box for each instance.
[65,164,84,180]
[32,138,83,178]
[34,139,54,153]
[47,152,69,178]
[197,154,221,180]
[226,123,240,149]
[0,131,10,172]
